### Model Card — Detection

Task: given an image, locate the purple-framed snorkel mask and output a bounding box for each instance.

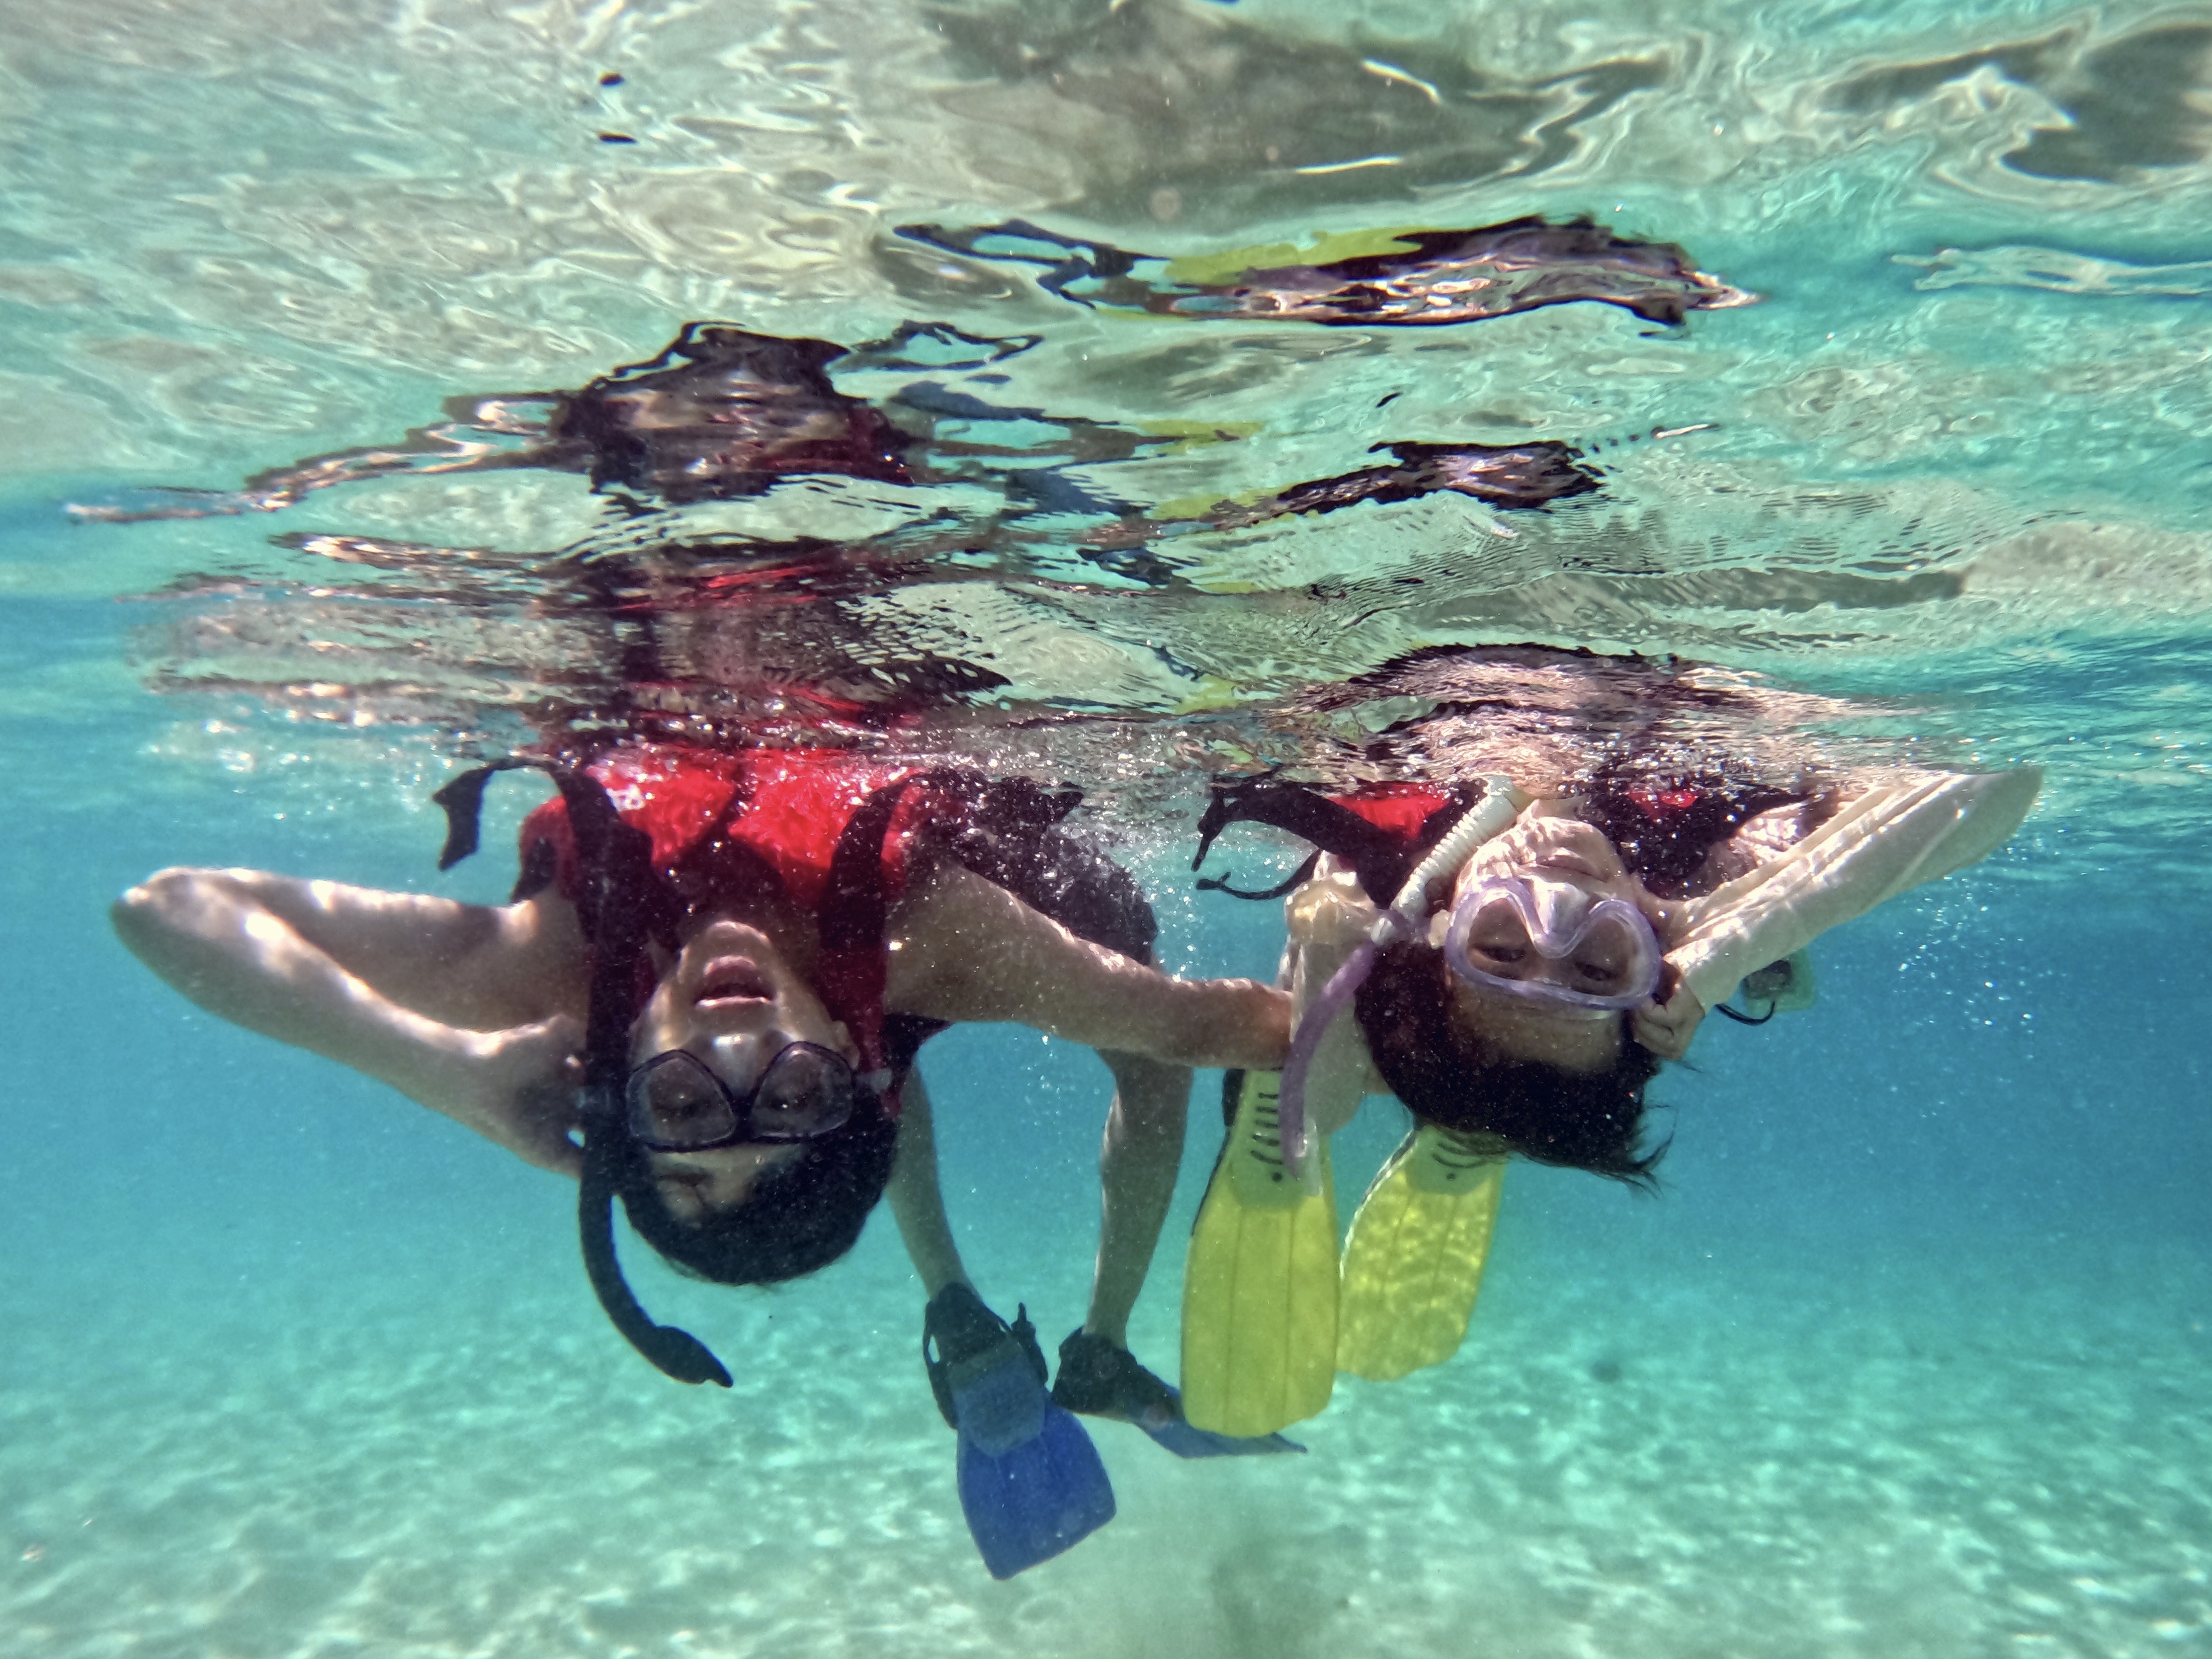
[1442,875,1663,1013]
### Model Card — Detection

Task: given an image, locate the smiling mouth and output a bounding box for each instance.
[695,956,772,1006]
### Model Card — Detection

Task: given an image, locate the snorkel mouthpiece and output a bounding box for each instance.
[434,755,730,1388]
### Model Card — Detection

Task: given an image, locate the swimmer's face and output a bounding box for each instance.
[1446,818,1666,1073]
[629,918,859,1221]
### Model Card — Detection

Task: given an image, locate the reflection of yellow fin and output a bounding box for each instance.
[1162,228,1430,286]
[1336,1128,1503,1383]
[1180,1071,1339,1437]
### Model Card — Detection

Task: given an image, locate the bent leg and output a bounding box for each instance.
[1082,1051,1191,1346]
[887,1071,971,1298]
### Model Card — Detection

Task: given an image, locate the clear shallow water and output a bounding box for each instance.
[4,0,2212,1654]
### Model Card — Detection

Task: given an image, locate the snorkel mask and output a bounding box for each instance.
[1442,875,1662,1013]
[1271,779,1523,1174]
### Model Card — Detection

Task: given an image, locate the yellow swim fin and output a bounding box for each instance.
[1335,1127,1504,1384]
[1180,1071,1339,1438]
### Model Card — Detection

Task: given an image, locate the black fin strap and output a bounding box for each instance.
[578,1144,731,1387]
[1195,851,1322,902]
[1714,999,1777,1026]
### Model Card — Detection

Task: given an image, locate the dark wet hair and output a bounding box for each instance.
[1354,940,1666,1186]
[608,1106,899,1285]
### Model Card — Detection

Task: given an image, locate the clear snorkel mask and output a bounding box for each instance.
[1442,874,1662,1014]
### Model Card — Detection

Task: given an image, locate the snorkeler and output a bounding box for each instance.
[113,742,1294,1575]
[77,314,1616,590]
[1177,754,2042,1436]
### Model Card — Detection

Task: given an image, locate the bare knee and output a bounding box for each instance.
[1099,1051,1189,1118]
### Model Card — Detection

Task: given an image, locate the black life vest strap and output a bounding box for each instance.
[818,774,926,954]
[814,770,1086,1069]
[1192,776,1470,908]
[1714,997,1777,1026]
[819,768,1084,948]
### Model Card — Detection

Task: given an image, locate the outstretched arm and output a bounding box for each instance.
[112,868,590,1173]
[1666,768,2043,1014]
[886,861,1290,1071]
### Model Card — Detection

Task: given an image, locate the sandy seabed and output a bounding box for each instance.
[4,1223,2208,1659]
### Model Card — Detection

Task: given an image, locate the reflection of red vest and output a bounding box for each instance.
[520,746,938,1085]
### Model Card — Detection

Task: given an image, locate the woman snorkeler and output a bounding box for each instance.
[1176,653,2041,1437]
[114,741,1295,1576]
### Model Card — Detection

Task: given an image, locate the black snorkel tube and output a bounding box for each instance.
[432,757,734,1388]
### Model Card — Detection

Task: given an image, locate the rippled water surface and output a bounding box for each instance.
[3,2,2210,1655]
[9,0,2212,827]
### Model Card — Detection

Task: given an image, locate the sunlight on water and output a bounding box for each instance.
[2,1,2210,1655]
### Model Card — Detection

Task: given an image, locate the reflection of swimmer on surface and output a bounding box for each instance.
[113,741,1295,1575]
[68,321,1155,524]
[1176,680,2041,1436]
[81,316,1624,592]
[1079,437,1611,557]
[897,216,1756,326]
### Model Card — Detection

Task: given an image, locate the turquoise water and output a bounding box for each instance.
[5,0,2212,1653]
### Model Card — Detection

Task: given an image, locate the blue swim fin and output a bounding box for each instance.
[1052,1329,1303,1459]
[956,1402,1117,1578]
[926,1287,1115,1579]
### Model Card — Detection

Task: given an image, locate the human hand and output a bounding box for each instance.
[449,1013,587,1176]
[1285,870,1379,952]
[1631,988,1704,1062]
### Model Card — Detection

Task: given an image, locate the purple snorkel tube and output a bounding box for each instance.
[1275,778,1526,1174]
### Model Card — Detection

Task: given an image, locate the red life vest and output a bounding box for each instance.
[519,745,944,1088]
[1333,782,1453,843]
